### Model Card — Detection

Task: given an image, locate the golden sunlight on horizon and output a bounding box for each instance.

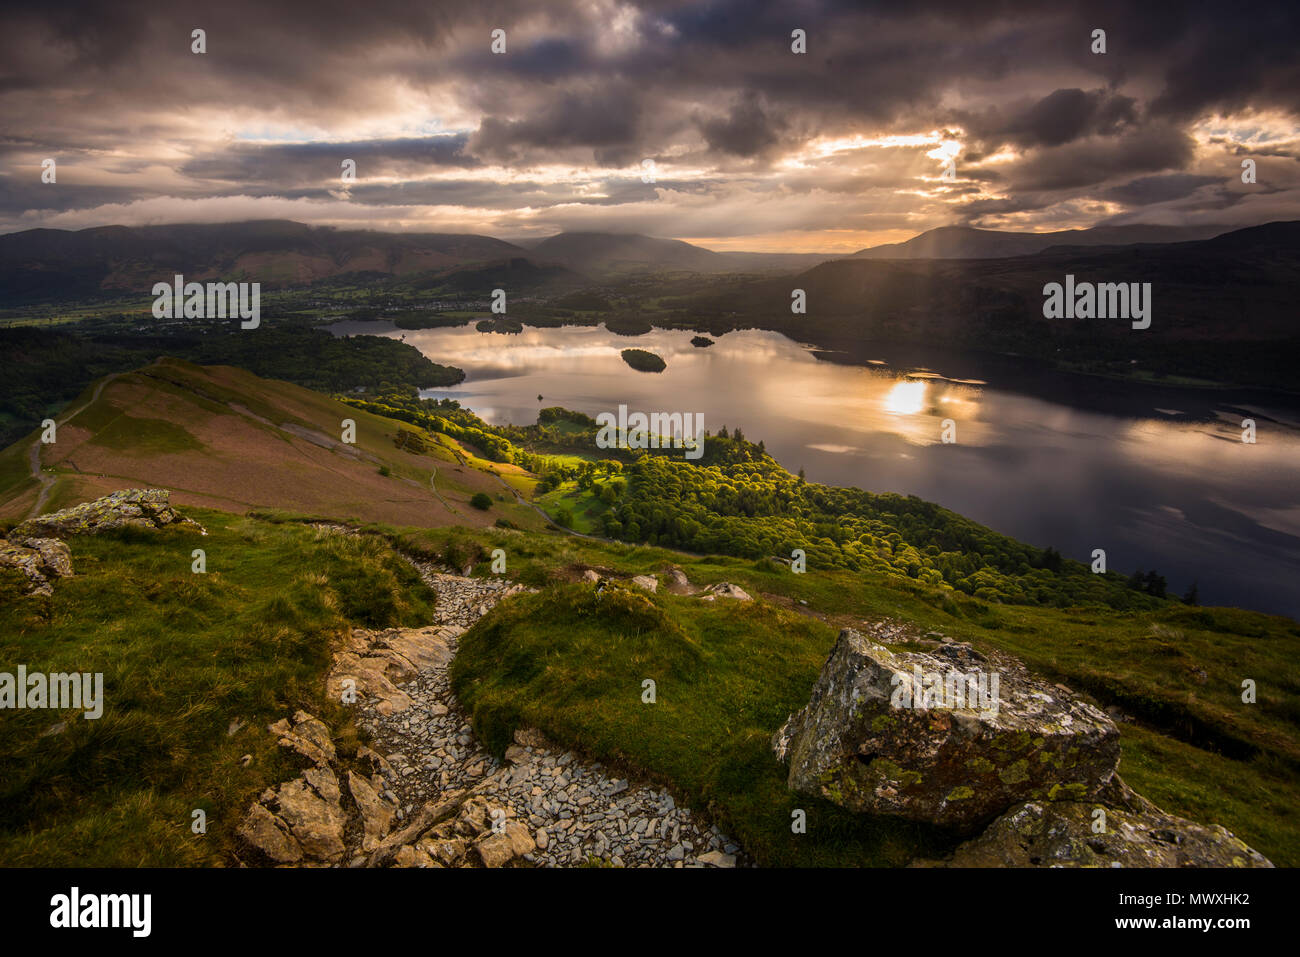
[679,228,921,254]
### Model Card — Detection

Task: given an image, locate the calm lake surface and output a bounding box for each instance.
[328,320,1300,618]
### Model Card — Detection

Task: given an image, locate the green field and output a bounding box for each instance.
[535,480,613,533]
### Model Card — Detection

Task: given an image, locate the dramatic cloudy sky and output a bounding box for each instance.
[2,0,1298,251]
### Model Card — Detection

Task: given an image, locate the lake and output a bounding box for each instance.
[327,320,1300,618]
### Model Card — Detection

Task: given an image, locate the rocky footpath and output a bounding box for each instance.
[239,547,742,868]
[774,627,1273,867]
[1,489,202,597]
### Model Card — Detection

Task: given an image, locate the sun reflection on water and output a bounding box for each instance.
[883,379,928,415]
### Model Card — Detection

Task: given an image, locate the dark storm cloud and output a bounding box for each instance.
[1103,173,1222,206]
[694,92,787,157]
[957,194,1043,220]
[0,177,154,219]
[1145,2,1300,120]
[965,89,1139,151]
[180,136,480,186]
[468,84,646,165]
[4,2,1298,138]
[1006,124,1198,192]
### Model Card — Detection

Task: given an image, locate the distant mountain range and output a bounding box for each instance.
[796,221,1300,341]
[0,217,1275,304]
[0,220,835,301]
[680,220,1300,391]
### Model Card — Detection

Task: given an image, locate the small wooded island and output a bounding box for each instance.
[690,336,715,347]
[476,318,523,334]
[620,348,667,372]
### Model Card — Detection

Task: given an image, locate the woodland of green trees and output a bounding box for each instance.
[605,451,1170,609]
[341,390,1178,613]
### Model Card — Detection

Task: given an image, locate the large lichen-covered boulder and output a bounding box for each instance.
[9,489,205,539]
[772,628,1120,831]
[929,778,1273,868]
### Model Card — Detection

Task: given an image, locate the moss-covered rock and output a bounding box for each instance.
[929,777,1273,868]
[0,537,72,597]
[10,488,205,539]
[772,628,1120,832]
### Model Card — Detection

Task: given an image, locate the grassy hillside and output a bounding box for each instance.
[0,510,435,865]
[0,358,537,530]
[0,324,464,450]
[3,503,1292,866]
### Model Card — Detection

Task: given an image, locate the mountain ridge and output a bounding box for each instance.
[851,223,1234,260]
[0,218,1287,307]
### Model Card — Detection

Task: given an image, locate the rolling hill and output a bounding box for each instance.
[0,220,532,302]
[523,231,730,274]
[0,358,541,530]
[522,231,832,274]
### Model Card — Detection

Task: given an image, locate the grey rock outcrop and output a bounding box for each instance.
[776,627,1274,867]
[238,710,358,865]
[930,778,1272,868]
[10,489,205,539]
[664,568,693,594]
[0,537,73,596]
[701,582,751,601]
[327,625,457,716]
[772,628,1119,831]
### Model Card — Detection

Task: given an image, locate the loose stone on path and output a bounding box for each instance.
[239,539,744,868]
